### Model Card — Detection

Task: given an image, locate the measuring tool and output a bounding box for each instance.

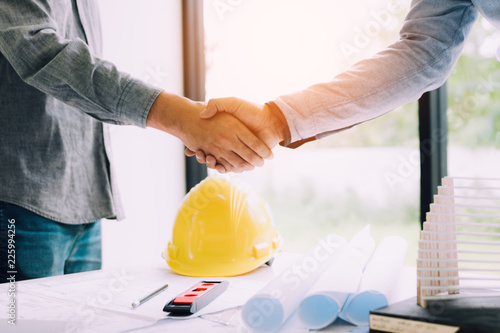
[163,280,229,315]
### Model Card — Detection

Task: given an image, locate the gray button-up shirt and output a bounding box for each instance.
[0,0,162,223]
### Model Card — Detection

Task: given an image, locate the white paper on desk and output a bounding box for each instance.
[0,266,271,333]
[241,234,348,332]
[0,272,165,333]
[297,225,375,329]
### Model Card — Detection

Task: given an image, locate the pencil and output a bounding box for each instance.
[131,283,169,309]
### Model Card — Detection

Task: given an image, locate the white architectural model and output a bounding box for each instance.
[417,177,500,307]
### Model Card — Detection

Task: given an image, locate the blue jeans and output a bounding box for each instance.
[0,202,102,282]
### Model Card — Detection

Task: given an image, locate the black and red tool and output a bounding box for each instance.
[163,280,229,315]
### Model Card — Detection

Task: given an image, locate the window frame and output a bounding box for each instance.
[182,0,208,192]
[419,85,448,228]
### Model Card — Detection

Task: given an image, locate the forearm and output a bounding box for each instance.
[146,92,205,137]
[274,0,478,146]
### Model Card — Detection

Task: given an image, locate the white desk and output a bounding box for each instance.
[0,253,416,333]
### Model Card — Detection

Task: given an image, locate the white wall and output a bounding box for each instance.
[98,0,185,269]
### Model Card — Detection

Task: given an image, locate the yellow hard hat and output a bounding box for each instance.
[164,175,282,277]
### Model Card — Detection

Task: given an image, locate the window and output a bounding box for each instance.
[447,17,500,177]
[203,0,420,264]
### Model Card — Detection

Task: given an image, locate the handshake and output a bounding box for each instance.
[147,92,289,174]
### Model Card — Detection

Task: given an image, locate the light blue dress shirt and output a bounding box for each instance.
[275,0,496,147]
[0,0,162,223]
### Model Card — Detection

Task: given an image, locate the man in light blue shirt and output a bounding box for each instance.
[192,0,498,172]
[0,0,273,280]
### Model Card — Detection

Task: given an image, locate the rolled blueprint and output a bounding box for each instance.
[339,235,407,326]
[241,234,347,332]
[297,225,375,329]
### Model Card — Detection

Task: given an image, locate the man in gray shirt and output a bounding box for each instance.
[0,0,272,280]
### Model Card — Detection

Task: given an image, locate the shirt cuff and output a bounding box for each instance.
[270,98,318,149]
[116,77,163,128]
[265,101,293,147]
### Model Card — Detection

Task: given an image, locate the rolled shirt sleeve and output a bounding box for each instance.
[0,0,161,127]
[273,0,479,147]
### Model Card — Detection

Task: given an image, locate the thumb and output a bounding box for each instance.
[199,107,217,119]
[200,97,240,119]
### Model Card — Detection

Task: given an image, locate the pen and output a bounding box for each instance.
[131,283,169,309]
